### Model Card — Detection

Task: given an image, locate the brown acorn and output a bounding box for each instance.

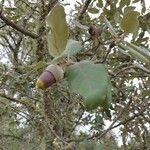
[36,64,64,90]
[88,26,102,37]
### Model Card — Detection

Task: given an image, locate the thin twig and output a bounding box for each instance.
[78,0,92,20]
[0,23,6,28]
[100,41,116,63]
[100,47,112,63]
[0,133,23,140]
[110,106,148,130]
[1,35,15,51]
[0,93,39,114]
[67,99,132,143]
[115,64,150,77]
[88,98,132,139]
[46,0,58,14]
[19,0,39,13]
[0,12,38,39]
[71,111,84,133]
[0,0,5,13]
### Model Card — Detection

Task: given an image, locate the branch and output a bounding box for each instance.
[101,41,116,63]
[88,98,132,140]
[0,93,23,104]
[0,12,38,39]
[46,0,58,14]
[110,106,147,130]
[1,34,15,51]
[78,0,92,20]
[71,111,84,133]
[69,97,145,144]
[115,64,150,77]
[67,99,132,143]
[0,93,38,113]
[0,23,6,28]
[0,133,22,140]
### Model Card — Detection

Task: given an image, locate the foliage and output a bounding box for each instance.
[120,7,140,33]
[46,4,68,57]
[0,0,150,149]
[66,61,112,111]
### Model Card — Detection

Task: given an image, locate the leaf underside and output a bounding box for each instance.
[46,4,68,57]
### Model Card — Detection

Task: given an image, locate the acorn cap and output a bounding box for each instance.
[36,64,64,90]
[36,71,56,89]
[88,26,102,36]
[45,64,64,81]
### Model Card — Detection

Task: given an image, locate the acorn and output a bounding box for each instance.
[36,64,64,90]
[88,25,102,37]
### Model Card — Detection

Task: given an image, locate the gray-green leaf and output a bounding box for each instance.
[63,39,82,56]
[46,4,68,57]
[120,44,149,63]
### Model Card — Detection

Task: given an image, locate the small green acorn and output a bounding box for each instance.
[36,64,64,90]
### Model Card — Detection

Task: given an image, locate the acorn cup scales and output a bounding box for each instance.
[36,64,64,90]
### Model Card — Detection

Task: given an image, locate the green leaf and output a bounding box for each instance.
[46,4,68,57]
[141,1,146,13]
[134,64,150,74]
[1,73,13,83]
[95,115,103,124]
[0,63,5,71]
[103,16,118,37]
[118,45,132,57]
[81,141,104,150]
[8,142,20,150]
[94,144,104,150]
[88,8,99,14]
[133,0,141,3]
[119,0,131,8]
[39,137,46,150]
[97,0,103,8]
[124,6,135,14]
[66,61,112,110]
[114,11,121,24]
[120,10,140,33]
[63,39,82,57]
[83,140,95,150]
[106,79,112,107]
[146,23,150,34]
[126,42,150,60]
[24,61,47,72]
[120,44,149,63]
